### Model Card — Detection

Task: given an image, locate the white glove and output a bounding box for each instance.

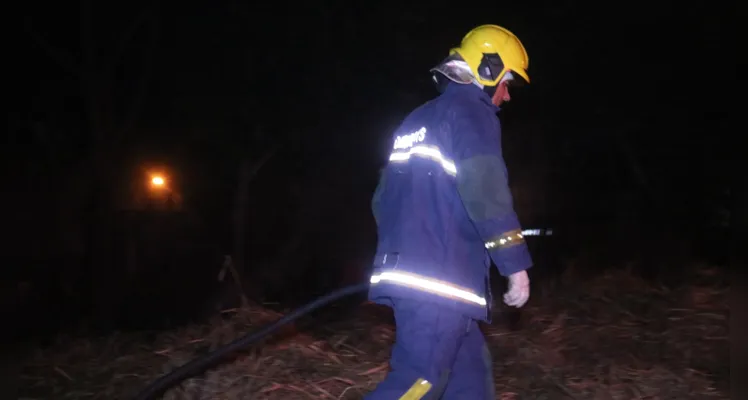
[503,270,530,308]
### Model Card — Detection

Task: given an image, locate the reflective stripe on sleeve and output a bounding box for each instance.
[484,229,525,249]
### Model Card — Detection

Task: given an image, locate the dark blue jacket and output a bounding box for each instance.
[368,82,533,322]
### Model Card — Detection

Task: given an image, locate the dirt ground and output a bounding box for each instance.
[16,266,728,399]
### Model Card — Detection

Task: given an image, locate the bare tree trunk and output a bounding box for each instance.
[231,145,278,299]
[81,0,162,320]
[612,128,649,190]
[79,0,114,321]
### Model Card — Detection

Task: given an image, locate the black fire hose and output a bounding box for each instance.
[133,282,370,400]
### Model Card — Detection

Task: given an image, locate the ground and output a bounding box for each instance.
[17,266,728,399]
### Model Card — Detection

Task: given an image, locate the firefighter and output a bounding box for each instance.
[366,25,533,399]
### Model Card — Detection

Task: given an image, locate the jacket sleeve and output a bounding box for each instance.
[452,109,533,277]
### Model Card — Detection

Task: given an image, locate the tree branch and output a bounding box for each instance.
[108,2,160,70]
[23,17,80,77]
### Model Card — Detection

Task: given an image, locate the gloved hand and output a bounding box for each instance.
[503,270,530,308]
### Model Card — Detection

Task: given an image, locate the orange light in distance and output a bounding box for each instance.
[151,176,165,187]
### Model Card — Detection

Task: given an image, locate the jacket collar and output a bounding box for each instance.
[443,82,500,113]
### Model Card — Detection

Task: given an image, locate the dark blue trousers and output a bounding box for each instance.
[365,298,495,399]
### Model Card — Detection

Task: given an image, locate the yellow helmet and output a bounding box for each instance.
[449,24,530,86]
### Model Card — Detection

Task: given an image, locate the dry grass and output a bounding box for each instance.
[18,266,728,399]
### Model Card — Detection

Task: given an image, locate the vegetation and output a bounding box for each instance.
[19,265,728,399]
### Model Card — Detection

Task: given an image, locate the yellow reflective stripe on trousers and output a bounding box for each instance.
[370,270,487,306]
[399,378,432,400]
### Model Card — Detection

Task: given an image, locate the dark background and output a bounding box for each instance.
[3,1,731,340]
